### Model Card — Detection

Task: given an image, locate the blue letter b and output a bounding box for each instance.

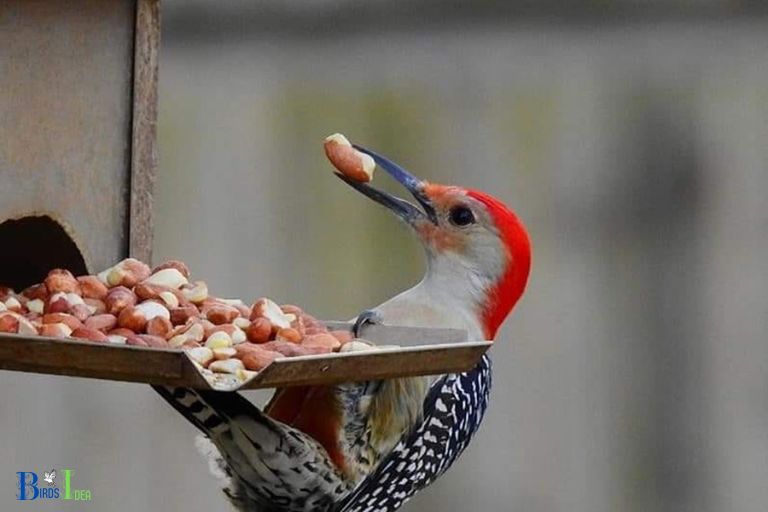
[16,472,39,500]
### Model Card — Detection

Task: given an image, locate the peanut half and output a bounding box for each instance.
[324,133,376,183]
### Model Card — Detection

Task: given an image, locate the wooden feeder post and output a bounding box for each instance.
[0,0,160,289]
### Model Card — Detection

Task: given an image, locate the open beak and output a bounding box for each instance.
[335,145,438,225]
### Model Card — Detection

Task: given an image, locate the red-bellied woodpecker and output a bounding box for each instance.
[154,142,531,512]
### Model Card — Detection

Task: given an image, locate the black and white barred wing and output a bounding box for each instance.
[337,355,492,512]
[153,386,353,512]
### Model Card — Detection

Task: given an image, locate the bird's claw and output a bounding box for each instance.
[352,309,382,338]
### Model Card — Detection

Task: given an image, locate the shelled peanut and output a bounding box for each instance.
[0,258,357,384]
[324,133,376,183]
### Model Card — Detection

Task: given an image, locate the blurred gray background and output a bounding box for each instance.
[2,1,768,511]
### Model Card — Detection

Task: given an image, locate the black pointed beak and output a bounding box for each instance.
[335,145,438,225]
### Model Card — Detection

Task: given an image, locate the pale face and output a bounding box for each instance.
[414,184,509,289]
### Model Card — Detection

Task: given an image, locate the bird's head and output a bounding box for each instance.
[336,145,532,340]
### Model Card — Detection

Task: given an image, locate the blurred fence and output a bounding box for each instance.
[153,10,768,511]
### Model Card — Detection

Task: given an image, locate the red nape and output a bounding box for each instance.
[466,189,532,340]
[265,386,346,472]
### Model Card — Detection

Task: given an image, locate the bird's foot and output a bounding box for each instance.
[352,309,382,338]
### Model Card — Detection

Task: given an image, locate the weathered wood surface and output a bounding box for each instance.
[0,333,190,386]
[130,0,161,264]
[0,0,137,272]
[241,342,491,389]
[0,324,490,391]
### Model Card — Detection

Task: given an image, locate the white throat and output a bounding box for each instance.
[373,251,492,341]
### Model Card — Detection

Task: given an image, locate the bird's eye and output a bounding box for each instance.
[449,206,475,227]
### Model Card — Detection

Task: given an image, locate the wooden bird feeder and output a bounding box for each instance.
[0,0,491,391]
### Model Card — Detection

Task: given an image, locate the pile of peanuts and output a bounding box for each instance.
[0,258,362,387]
